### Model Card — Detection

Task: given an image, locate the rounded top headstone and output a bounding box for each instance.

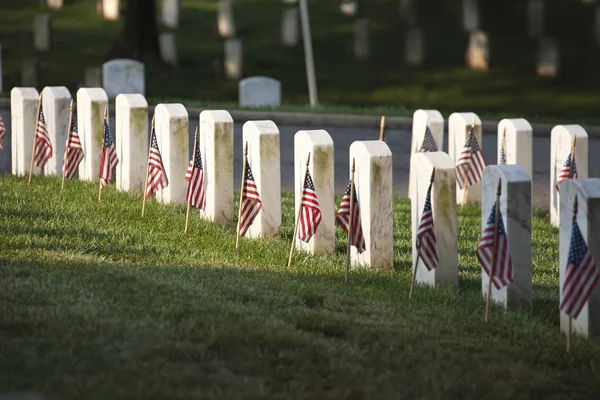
[116,93,148,108]
[413,109,443,123]
[11,87,39,101]
[200,110,233,124]
[243,120,279,136]
[483,164,530,185]
[77,87,108,102]
[551,124,588,139]
[295,130,333,146]
[411,151,453,170]
[155,103,187,119]
[449,112,482,125]
[499,118,532,132]
[350,140,392,158]
[41,86,70,100]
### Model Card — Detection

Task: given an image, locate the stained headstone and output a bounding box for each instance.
[528,0,544,37]
[463,0,479,31]
[102,59,145,97]
[481,165,532,311]
[550,125,588,227]
[225,39,243,79]
[467,31,488,70]
[411,152,458,289]
[340,0,358,16]
[281,7,299,47]
[115,94,148,193]
[102,0,119,20]
[83,67,102,87]
[404,27,424,66]
[154,104,188,205]
[239,77,281,107]
[354,19,370,61]
[41,86,71,176]
[448,112,483,206]
[349,140,393,269]
[537,38,559,78]
[218,0,236,38]
[10,87,41,176]
[242,120,281,239]
[559,179,600,338]
[409,109,444,199]
[159,32,178,66]
[161,0,179,28]
[33,14,52,52]
[77,88,108,181]
[497,119,533,179]
[294,130,335,254]
[21,58,40,88]
[199,110,234,223]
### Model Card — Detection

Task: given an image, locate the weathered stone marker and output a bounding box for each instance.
[448,112,483,205]
[404,27,424,66]
[349,140,393,269]
[102,59,145,98]
[11,87,40,176]
[467,31,488,70]
[294,130,335,254]
[354,18,370,61]
[537,38,559,78]
[34,14,52,52]
[239,77,281,107]
[282,7,299,46]
[159,32,178,66]
[161,0,179,28]
[242,120,281,239]
[481,165,532,311]
[225,39,243,79]
[409,109,444,200]
[115,93,148,193]
[411,152,458,289]
[497,118,533,179]
[77,88,108,181]
[41,86,71,176]
[218,0,236,38]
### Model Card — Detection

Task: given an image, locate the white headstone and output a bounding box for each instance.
[225,39,243,80]
[10,87,41,176]
[159,32,178,66]
[161,0,179,28]
[409,109,444,200]
[239,77,281,107]
[77,88,108,181]
[528,0,544,37]
[404,27,424,66]
[102,0,119,20]
[559,179,600,338]
[448,112,483,206]
[115,94,148,193]
[462,0,479,31]
[294,130,335,255]
[467,31,488,70]
[340,0,358,16]
[102,59,145,98]
[281,7,299,47]
[218,0,236,38]
[33,14,52,52]
[497,119,533,180]
[481,165,532,311]
[349,141,393,269]
[595,7,600,45]
[242,120,281,239]
[41,86,71,176]
[411,152,458,289]
[550,125,588,227]
[354,19,370,61]
[537,38,559,78]
[199,110,234,223]
[154,104,188,205]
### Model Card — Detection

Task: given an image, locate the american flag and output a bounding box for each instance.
[477,201,514,290]
[297,170,322,243]
[238,160,262,237]
[185,138,205,209]
[555,152,578,192]
[34,105,53,169]
[336,181,366,253]
[456,129,486,189]
[499,135,507,165]
[99,117,118,190]
[560,215,600,319]
[145,127,169,199]
[416,181,439,270]
[419,125,438,152]
[0,114,5,149]
[62,112,84,180]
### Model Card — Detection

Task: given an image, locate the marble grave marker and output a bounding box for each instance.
[102,59,145,98]
[77,88,108,181]
[497,118,533,179]
[34,14,52,52]
[239,77,281,107]
[41,86,71,176]
[218,0,236,38]
[10,87,41,176]
[448,112,483,206]
[115,94,148,193]
[354,19,370,61]
[225,39,243,79]
[282,7,299,47]
[409,109,444,199]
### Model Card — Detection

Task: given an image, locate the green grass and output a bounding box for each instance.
[1,174,600,399]
[1,0,600,122]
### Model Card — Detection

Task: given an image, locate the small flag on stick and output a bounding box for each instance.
[145,123,169,200]
[0,114,6,149]
[499,128,507,165]
[456,119,485,210]
[288,153,314,267]
[555,136,578,192]
[61,100,84,190]
[184,127,203,233]
[236,142,262,245]
[34,104,52,170]
[98,107,119,201]
[419,117,438,153]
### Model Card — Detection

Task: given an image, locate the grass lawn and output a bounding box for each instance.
[1,174,600,399]
[1,1,600,123]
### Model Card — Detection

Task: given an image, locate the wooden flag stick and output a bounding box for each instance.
[98,107,108,203]
[567,195,578,353]
[141,115,156,217]
[288,152,311,268]
[410,168,435,299]
[28,94,43,185]
[184,126,199,233]
[61,99,74,192]
[485,179,502,323]
[235,142,249,247]
[379,116,385,141]
[568,135,576,179]
[460,117,477,211]
[345,158,356,283]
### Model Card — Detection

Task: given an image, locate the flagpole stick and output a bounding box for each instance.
[345,158,356,283]
[98,107,109,203]
[235,142,248,247]
[460,117,477,212]
[28,94,43,185]
[61,99,74,192]
[184,126,199,234]
[410,168,435,299]
[288,152,311,268]
[141,115,155,217]
[568,136,576,179]
[378,116,385,141]
[485,179,502,323]
[566,196,578,353]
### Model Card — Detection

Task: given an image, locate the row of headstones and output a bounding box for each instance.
[10,87,599,337]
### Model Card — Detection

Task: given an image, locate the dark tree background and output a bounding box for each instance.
[109,0,160,62]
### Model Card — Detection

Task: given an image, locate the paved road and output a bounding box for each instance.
[1,112,598,208]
